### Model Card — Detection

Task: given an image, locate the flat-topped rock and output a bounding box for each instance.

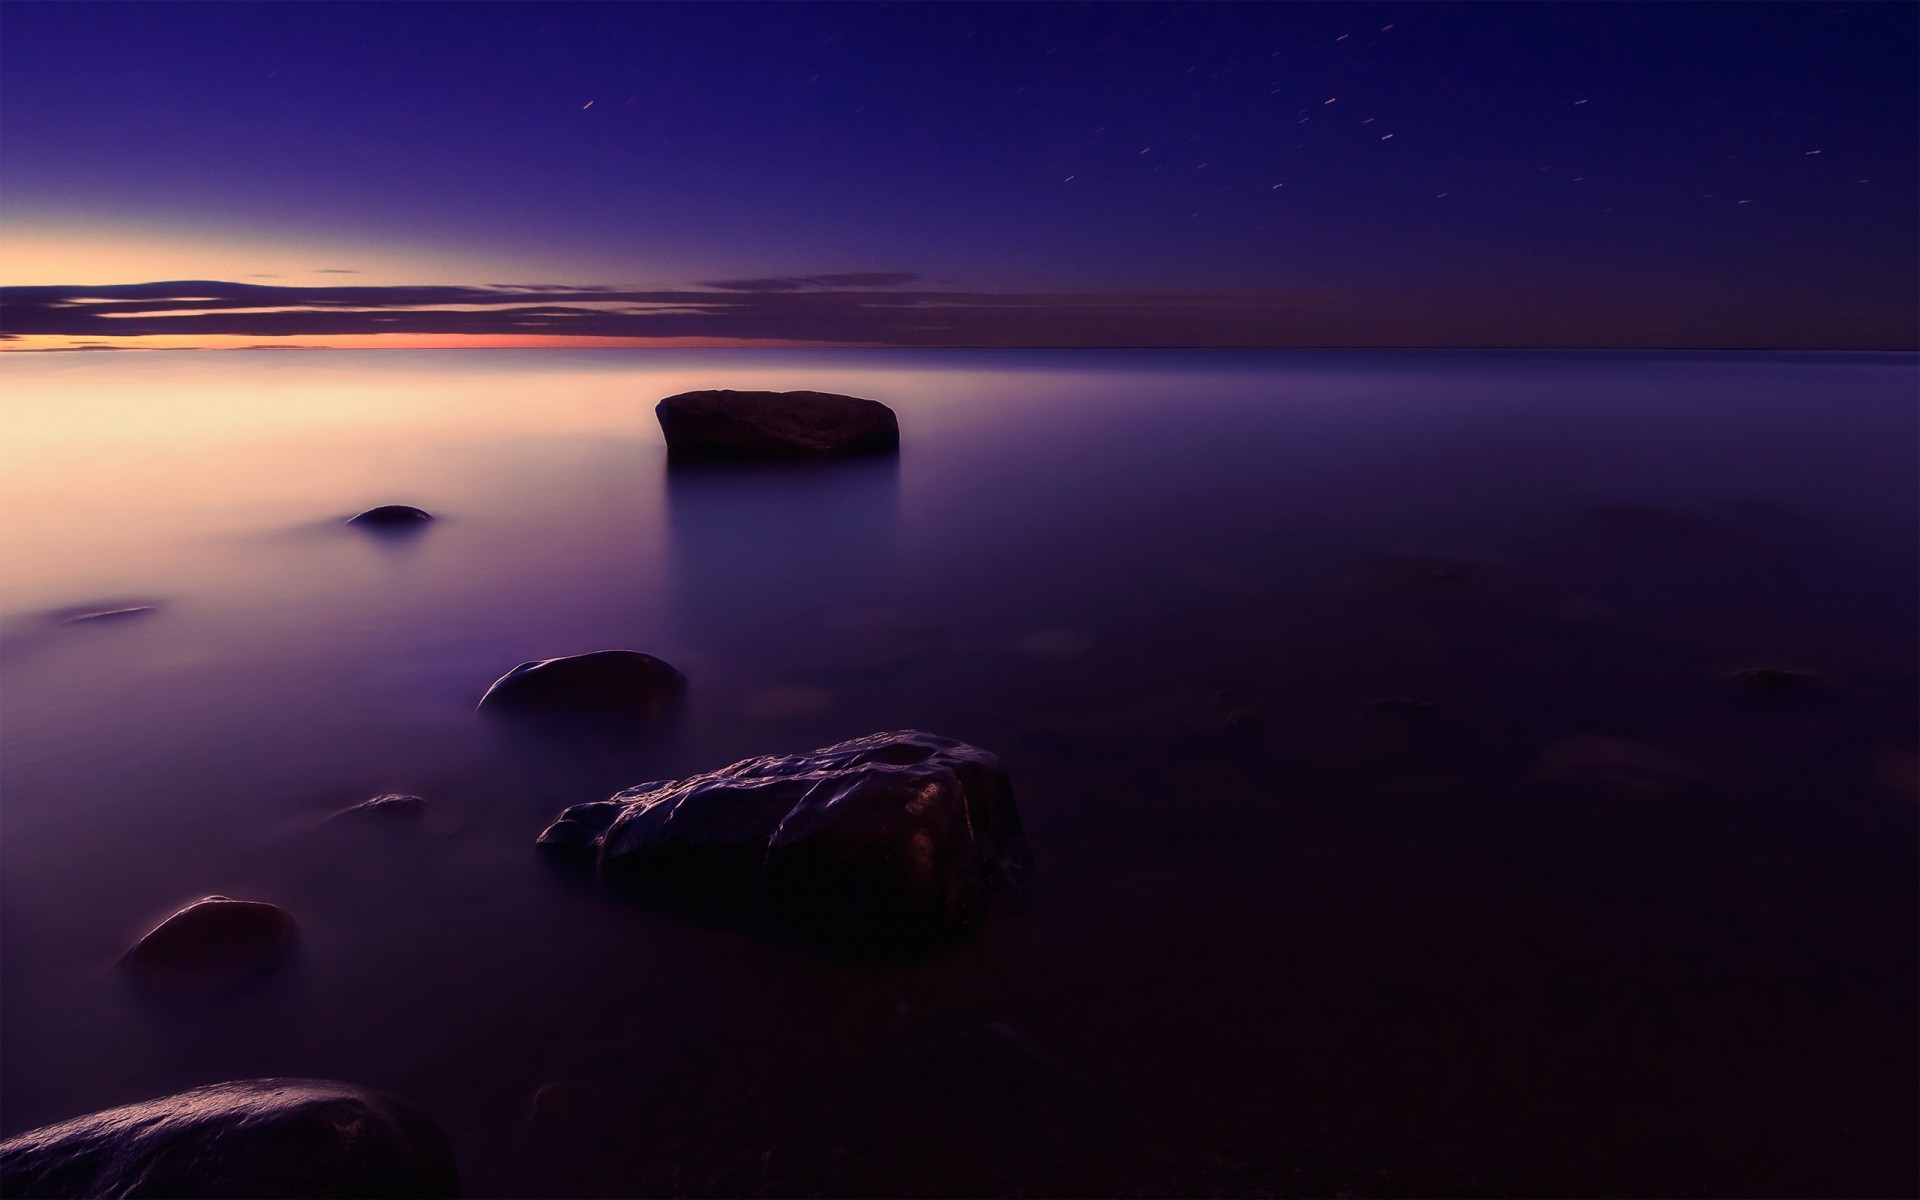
[0,1078,460,1198]
[538,730,1028,949]
[655,389,899,462]
[478,650,686,719]
[120,896,295,992]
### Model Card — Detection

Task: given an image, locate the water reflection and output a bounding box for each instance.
[664,455,900,660]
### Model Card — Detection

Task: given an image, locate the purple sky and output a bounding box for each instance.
[2,2,1914,348]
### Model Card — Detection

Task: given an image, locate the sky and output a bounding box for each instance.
[1,1,1915,350]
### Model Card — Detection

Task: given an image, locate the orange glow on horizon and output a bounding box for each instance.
[1,333,882,353]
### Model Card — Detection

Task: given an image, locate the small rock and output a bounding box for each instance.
[0,1078,461,1198]
[59,605,158,625]
[1359,695,1436,719]
[347,504,433,527]
[478,650,686,719]
[329,793,430,823]
[891,1022,1095,1125]
[1535,736,1708,796]
[655,389,899,462]
[1730,666,1825,693]
[1017,629,1094,658]
[120,896,295,992]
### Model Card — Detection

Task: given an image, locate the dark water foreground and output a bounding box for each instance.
[1,349,1914,1197]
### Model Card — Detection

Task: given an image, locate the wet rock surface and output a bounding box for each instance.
[346,504,433,527]
[120,896,295,992]
[538,730,1029,949]
[478,650,685,719]
[655,389,899,462]
[0,1078,461,1198]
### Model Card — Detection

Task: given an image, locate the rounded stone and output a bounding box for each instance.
[120,896,295,992]
[347,505,433,527]
[478,650,686,718]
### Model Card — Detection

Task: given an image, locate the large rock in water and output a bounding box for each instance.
[478,650,685,719]
[655,389,899,462]
[538,731,1029,949]
[120,896,295,992]
[0,1079,461,1199]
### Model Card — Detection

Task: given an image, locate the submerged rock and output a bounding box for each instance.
[891,1021,1097,1126]
[0,1078,461,1198]
[538,730,1029,949]
[655,389,899,462]
[478,650,686,719]
[1729,666,1825,693]
[120,896,295,992]
[347,504,433,527]
[329,793,430,824]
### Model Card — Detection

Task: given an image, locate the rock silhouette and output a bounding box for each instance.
[655,389,899,461]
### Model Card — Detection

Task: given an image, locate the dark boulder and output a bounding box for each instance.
[347,505,433,527]
[538,731,1029,949]
[120,896,295,992]
[478,650,685,719]
[655,389,899,462]
[0,1078,461,1198]
[329,793,430,824]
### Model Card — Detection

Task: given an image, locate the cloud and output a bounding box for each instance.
[0,279,1371,347]
[313,268,361,274]
[698,272,921,292]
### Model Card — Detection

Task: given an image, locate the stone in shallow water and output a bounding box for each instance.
[478,650,686,719]
[347,504,433,526]
[1729,666,1826,693]
[59,605,158,625]
[120,896,295,992]
[0,1078,461,1198]
[329,793,431,823]
[655,389,900,462]
[538,730,1029,949]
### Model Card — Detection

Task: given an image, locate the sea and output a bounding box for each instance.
[1,348,1914,1196]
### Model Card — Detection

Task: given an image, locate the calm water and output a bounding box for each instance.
[2,349,1915,1197]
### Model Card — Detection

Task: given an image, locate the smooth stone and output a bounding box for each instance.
[1730,666,1825,692]
[655,389,899,462]
[477,650,686,718]
[890,1022,1096,1125]
[120,896,295,991]
[347,504,433,526]
[329,793,430,823]
[537,730,1029,949]
[0,1078,461,1198]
